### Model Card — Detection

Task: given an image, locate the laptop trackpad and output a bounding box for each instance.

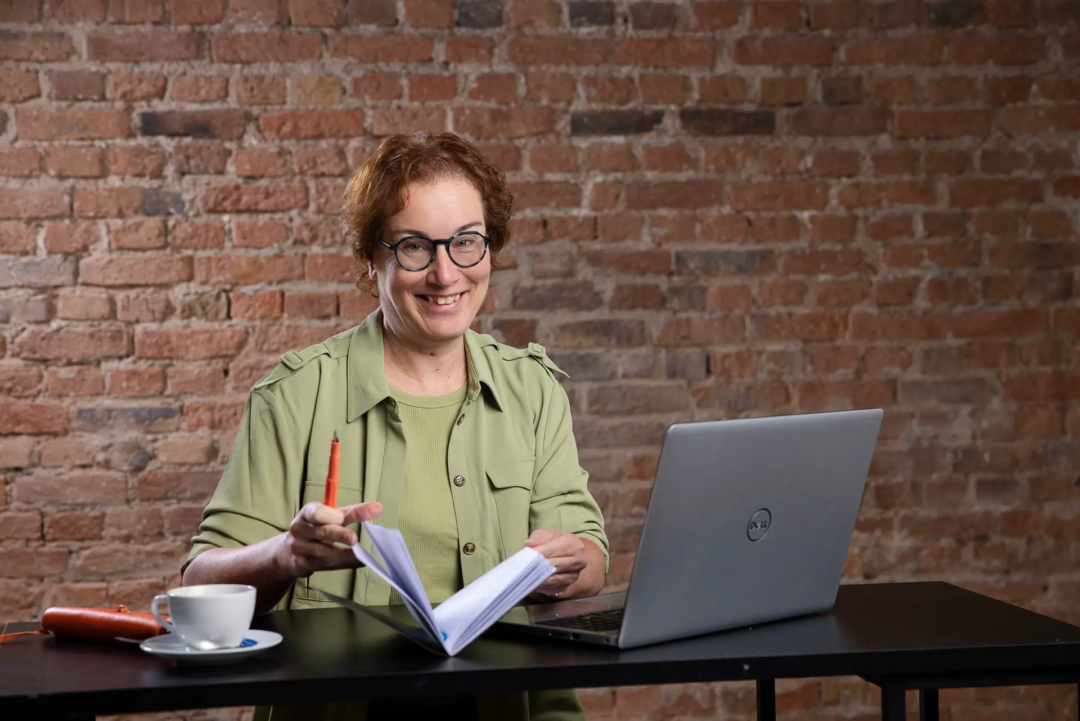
[525,591,627,623]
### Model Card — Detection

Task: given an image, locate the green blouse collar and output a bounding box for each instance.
[346,308,505,422]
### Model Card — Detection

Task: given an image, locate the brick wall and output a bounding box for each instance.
[1,0,1078,719]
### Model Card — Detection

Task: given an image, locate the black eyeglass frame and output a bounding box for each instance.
[378,232,490,272]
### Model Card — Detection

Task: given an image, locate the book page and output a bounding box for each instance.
[352,524,441,645]
[434,547,554,655]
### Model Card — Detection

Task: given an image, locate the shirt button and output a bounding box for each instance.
[453,475,465,487]
[456,415,464,425]
[463,542,476,555]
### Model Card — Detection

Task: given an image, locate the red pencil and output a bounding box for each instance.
[324,430,340,508]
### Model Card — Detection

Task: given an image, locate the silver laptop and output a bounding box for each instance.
[495,409,883,650]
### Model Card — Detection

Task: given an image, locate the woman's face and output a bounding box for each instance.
[372,176,491,349]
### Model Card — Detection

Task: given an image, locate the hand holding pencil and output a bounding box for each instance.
[273,431,383,579]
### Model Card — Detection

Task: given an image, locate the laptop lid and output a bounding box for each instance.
[616,409,882,649]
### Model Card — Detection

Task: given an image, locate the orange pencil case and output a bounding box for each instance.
[0,605,169,644]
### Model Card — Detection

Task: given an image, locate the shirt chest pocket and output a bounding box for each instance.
[486,459,534,556]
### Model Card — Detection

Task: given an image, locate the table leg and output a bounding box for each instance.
[919,688,939,721]
[881,682,905,721]
[756,678,776,721]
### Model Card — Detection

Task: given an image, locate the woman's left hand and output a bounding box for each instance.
[524,529,589,599]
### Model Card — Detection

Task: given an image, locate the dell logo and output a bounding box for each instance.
[747,509,771,541]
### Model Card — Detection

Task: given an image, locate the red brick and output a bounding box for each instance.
[0,511,42,540]
[1000,106,1080,134]
[453,107,555,138]
[525,72,576,103]
[731,182,828,210]
[403,0,454,27]
[339,293,380,320]
[136,469,220,501]
[734,36,834,66]
[79,255,190,286]
[304,253,354,283]
[0,548,69,577]
[351,73,401,101]
[837,181,935,207]
[850,312,949,340]
[232,148,286,178]
[844,36,944,65]
[0,222,37,254]
[171,75,228,103]
[657,317,744,346]
[87,31,201,61]
[46,366,105,396]
[697,75,747,104]
[793,105,888,135]
[170,0,224,24]
[0,70,40,102]
[17,108,131,140]
[285,291,338,318]
[510,0,560,28]
[0,367,42,398]
[50,0,106,22]
[0,149,41,177]
[109,218,166,250]
[950,179,1043,207]
[288,0,342,25]
[639,73,688,104]
[51,70,105,100]
[259,110,364,139]
[507,36,611,66]
[530,145,579,173]
[627,181,724,209]
[371,108,446,136]
[136,328,247,360]
[408,73,457,102]
[168,363,226,395]
[469,73,517,102]
[199,184,307,212]
[109,145,166,177]
[193,255,303,284]
[895,110,993,138]
[615,38,715,67]
[73,187,148,218]
[108,72,167,101]
[950,33,1047,65]
[293,148,348,176]
[171,222,224,250]
[234,74,286,105]
[584,145,637,172]
[0,188,68,220]
[0,32,74,61]
[445,36,494,64]
[39,437,92,467]
[228,0,281,23]
[110,368,166,396]
[292,74,344,106]
[328,35,433,62]
[230,290,283,319]
[212,32,321,62]
[0,403,70,434]
[106,0,165,23]
[693,1,741,28]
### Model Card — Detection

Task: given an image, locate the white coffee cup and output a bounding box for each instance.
[151,584,256,650]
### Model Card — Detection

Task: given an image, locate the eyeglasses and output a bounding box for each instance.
[379,231,490,272]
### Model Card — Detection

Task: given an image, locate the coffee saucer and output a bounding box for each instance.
[140,630,282,664]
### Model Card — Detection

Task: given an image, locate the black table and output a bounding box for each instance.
[2,583,1079,721]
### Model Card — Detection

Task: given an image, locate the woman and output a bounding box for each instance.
[182,132,608,721]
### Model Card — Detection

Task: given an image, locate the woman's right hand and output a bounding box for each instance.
[275,501,383,579]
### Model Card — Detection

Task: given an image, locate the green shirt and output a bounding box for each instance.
[386,382,467,606]
[184,309,608,721]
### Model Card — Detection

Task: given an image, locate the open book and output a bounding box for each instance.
[318,521,554,656]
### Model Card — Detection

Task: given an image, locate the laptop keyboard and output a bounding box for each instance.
[536,608,623,633]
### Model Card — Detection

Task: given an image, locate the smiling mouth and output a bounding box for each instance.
[419,293,463,305]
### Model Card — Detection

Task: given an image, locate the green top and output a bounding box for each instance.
[386,382,467,606]
[185,308,608,721]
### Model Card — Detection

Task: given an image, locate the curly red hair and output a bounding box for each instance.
[342,132,513,296]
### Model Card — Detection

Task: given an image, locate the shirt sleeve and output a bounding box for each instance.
[181,386,302,575]
[529,374,610,572]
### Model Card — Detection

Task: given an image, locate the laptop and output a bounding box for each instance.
[495,408,884,650]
